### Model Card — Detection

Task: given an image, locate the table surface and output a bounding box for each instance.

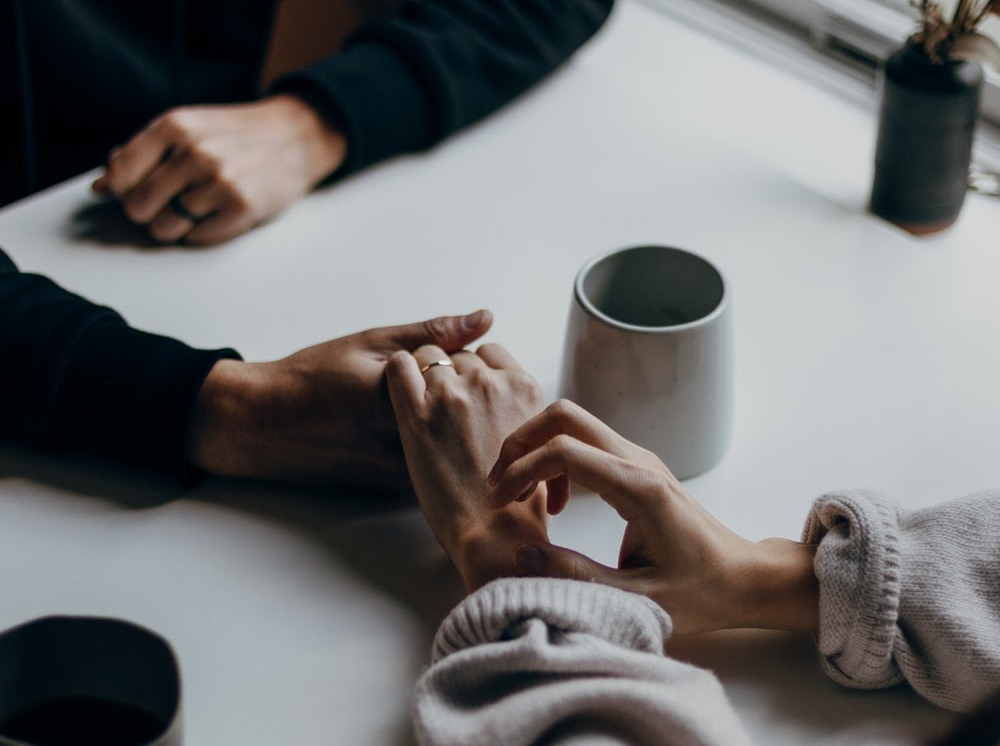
[1,2,998,744]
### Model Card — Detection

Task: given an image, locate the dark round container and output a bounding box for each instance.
[869,39,983,234]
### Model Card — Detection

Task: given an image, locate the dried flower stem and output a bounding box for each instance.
[914,0,997,60]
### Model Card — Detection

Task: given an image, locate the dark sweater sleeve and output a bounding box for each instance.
[0,247,240,479]
[271,0,614,175]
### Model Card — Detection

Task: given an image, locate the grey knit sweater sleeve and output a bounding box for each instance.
[413,577,752,746]
[804,489,1000,713]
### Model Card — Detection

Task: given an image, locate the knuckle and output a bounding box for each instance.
[149,221,180,244]
[384,352,410,378]
[509,371,541,400]
[548,433,577,461]
[421,316,452,343]
[549,398,578,422]
[645,469,677,505]
[157,109,192,138]
[189,146,222,175]
[122,194,152,223]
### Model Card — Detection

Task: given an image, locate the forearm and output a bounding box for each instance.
[415,577,752,746]
[271,0,614,174]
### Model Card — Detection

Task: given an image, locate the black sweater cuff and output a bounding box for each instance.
[50,318,240,480]
[272,39,433,177]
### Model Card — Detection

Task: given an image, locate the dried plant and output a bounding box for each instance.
[913,0,1000,63]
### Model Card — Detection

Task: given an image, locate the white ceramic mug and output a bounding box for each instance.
[559,245,733,479]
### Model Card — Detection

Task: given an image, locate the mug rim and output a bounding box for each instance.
[573,244,729,333]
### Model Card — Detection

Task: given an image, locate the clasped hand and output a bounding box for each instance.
[389,347,819,634]
[93,95,346,245]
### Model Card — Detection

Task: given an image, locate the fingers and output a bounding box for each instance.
[101,121,174,198]
[476,343,523,370]
[449,350,486,375]
[184,207,255,246]
[412,344,459,379]
[118,151,206,226]
[384,310,493,353]
[489,399,635,487]
[385,351,425,417]
[488,434,655,522]
[545,474,572,516]
[515,543,639,596]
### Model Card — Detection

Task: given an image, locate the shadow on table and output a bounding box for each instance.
[667,629,955,745]
[64,199,169,249]
[4,448,961,746]
[0,447,456,746]
[0,446,186,508]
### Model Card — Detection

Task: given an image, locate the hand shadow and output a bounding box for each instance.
[66,199,163,250]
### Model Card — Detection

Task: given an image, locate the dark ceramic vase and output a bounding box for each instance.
[870,39,983,234]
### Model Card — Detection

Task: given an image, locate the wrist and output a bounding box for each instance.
[189,359,270,478]
[268,93,347,184]
[732,539,819,632]
[451,499,549,592]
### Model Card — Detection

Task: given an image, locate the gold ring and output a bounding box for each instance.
[419,359,454,374]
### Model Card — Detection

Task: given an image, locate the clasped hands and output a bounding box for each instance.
[386,345,820,635]
[190,306,818,636]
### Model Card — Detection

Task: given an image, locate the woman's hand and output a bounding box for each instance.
[487,400,819,634]
[93,95,346,245]
[386,344,548,591]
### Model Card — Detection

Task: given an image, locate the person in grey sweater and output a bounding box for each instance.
[384,343,1000,745]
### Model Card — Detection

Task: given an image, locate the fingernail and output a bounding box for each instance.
[515,544,546,576]
[462,310,485,330]
[486,460,501,486]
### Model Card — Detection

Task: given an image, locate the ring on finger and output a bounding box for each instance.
[419,359,454,374]
[169,195,203,223]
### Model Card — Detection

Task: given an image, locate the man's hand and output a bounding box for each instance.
[188,311,493,490]
[487,400,820,634]
[93,95,346,245]
[386,343,548,591]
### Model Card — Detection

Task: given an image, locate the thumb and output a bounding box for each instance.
[515,543,622,586]
[388,309,494,353]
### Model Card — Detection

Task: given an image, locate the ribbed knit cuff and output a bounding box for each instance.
[49,317,240,481]
[271,36,434,177]
[803,490,905,690]
[432,578,672,663]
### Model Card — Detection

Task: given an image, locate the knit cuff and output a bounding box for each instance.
[803,490,905,690]
[49,317,240,481]
[271,36,434,178]
[432,578,672,663]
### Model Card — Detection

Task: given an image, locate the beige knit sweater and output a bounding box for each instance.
[413,490,1000,745]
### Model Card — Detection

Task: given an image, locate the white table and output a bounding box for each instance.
[1,2,997,744]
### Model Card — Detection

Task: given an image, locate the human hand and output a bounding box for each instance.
[92,94,346,245]
[386,343,548,592]
[487,400,819,634]
[189,310,493,490]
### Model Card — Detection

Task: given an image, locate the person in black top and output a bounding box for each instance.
[0,0,612,483]
[0,244,495,486]
[4,0,613,244]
